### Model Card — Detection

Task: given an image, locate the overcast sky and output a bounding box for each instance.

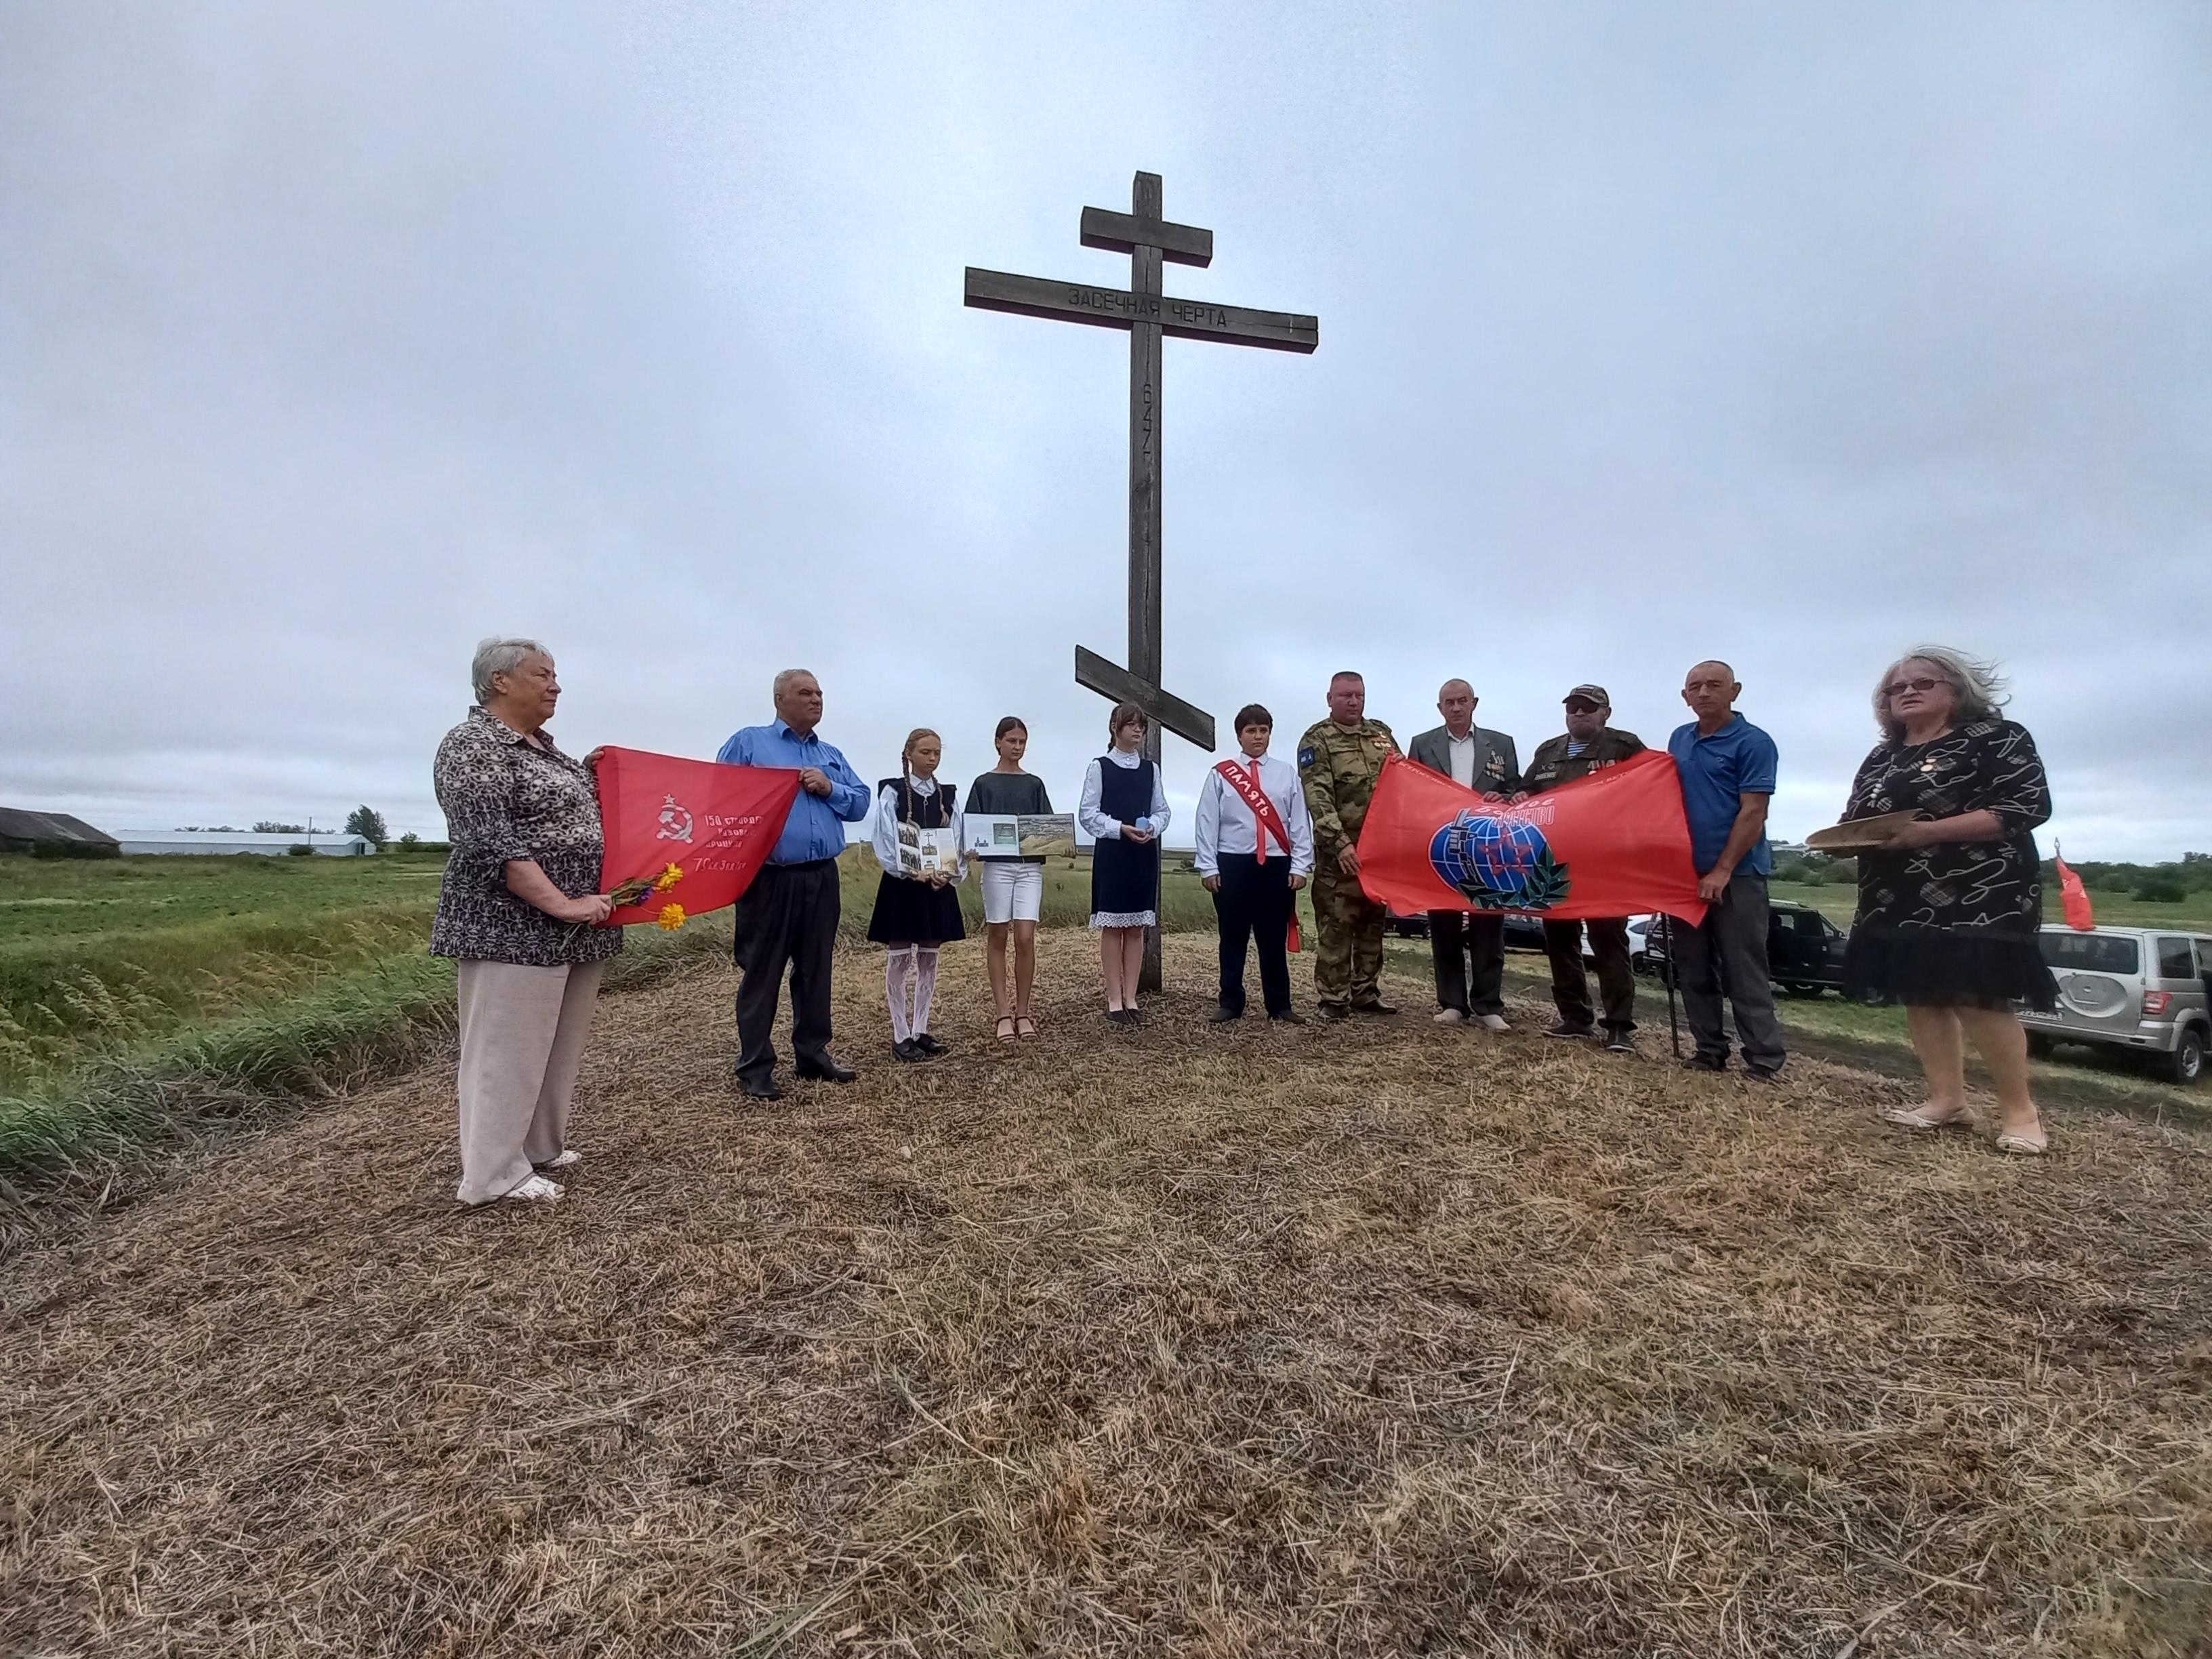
[3,3,2207,857]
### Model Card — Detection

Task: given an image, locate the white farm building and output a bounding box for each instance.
[114,831,376,857]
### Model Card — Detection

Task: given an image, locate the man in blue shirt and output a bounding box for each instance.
[718,669,872,1099]
[1666,660,1786,1078]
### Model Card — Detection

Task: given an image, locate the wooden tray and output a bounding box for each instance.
[1805,811,1918,854]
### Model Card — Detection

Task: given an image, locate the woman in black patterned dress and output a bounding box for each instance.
[1840,647,2058,1155]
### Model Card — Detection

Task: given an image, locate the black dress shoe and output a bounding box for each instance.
[1681,1054,1728,1073]
[892,1038,923,1063]
[1269,1010,1307,1025]
[913,1033,947,1057]
[796,1057,859,1083]
[737,1077,784,1101]
[1209,1006,1244,1023]
[1351,1000,1399,1017]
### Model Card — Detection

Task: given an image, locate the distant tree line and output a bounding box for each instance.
[1773,849,2210,904]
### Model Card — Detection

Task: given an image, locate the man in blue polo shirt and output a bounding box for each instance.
[1666,660,1786,1078]
[718,668,872,1099]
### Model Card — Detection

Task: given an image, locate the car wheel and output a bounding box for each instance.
[2167,1027,2207,1086]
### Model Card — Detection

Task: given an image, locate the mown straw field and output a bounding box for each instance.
[3,933,2208,1657]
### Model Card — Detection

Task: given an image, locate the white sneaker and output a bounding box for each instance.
[502,1174,563,1203]
[1476,1014,1510,1033]
[540,1149,582,1170]
[1432,1008,1467,1024]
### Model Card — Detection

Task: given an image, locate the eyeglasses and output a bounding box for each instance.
[1883,677,1944,697]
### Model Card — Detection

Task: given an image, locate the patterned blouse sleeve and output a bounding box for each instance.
[1974,722,2052,835]
[434,728,531,866]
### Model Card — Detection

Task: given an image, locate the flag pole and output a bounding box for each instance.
[1662,914,1681,1059]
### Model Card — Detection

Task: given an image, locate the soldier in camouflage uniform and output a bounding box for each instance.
[1298,671,1402,1020]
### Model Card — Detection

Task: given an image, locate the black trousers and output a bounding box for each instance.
[1429,910,1505,1017]
[732,859,840,1086]
[1671,872,1786,1073]
[1212,853,1294,1016]
[1543,916,1636,1031]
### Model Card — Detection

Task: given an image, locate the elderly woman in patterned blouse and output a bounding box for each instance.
[432,638,622,1204]
[1839,646,2060,1155]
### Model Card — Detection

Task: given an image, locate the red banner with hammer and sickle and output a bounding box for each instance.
[595,747,802,926]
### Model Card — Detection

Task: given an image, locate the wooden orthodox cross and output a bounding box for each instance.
[965,171,1317,987]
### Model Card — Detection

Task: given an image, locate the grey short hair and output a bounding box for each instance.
[472,637,548,703]
[772,668,817,700]
[1875,644,2007,741]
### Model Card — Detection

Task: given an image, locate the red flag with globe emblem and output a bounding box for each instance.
[1354,751,1709,924]
[594,747,802,927]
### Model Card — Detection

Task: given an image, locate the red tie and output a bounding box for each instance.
[1250,760,1267,863]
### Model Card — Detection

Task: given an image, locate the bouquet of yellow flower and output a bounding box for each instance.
[605,862,688,928]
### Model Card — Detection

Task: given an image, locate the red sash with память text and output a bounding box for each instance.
[1214,758,1302,952]
[1216,758,1292,861]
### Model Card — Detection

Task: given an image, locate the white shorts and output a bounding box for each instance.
[981,861,1044,924]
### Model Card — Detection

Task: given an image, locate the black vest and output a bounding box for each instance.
[879,777,956,830]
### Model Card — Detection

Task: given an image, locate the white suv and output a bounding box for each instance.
[2022,927,2212,1084]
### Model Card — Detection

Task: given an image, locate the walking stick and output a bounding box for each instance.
[1662,914,1681,1059]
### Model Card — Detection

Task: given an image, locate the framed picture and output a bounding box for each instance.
[1016,813,1077,857]
[959,813,1023,858]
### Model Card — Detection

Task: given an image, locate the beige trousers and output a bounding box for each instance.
[454,959,606,1204]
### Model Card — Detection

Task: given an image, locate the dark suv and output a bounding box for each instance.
[1644,901,1850,998]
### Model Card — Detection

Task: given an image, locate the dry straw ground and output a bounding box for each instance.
[4,933,2209,1657]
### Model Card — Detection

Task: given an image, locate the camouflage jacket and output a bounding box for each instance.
[1297,718,1400,851]
[1521,726,1647,794]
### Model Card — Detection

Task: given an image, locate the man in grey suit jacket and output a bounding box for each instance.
[1409,679,1521,1030]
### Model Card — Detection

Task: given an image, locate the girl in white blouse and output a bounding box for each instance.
[866,729,966,1061]
[1077,703,1171,1022]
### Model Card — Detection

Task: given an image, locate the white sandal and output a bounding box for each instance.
[539,1149,582,1170]
[1994,1131,2049,1157]
[502,1174,564,1202]
[1880,1105,1971,1132]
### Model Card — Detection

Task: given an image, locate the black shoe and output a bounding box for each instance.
[1351,1000,1399,1017]
[913,1033,947,1057]
[1544,1021,1597,1040]
[893,1038,923,1063]
[1603,1029,1635,1053]
[1107,1008,1136,1025]
[1269,1010,1307,1025]
[1746,1065,1784,1084]
[737,1076,784,1101]
[1315,1004,1350,1023]
[1209,1006,1244,1023]
[796,1057,858,1083]
[1681,1054,1728,1073]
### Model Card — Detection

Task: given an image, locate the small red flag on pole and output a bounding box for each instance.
[2054,842,2095,933]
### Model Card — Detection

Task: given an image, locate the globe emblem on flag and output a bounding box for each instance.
[1428,811,1572,909]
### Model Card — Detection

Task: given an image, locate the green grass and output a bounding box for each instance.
[1768,877,2212,934]
[0,851,742,1190]
[0,852,449,1090]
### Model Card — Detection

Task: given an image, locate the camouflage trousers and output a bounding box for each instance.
[1311,857,1387,1009]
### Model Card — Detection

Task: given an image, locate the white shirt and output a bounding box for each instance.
[870,775,966,880]
[1446,731,1478,790]
[1193,752,1315,878]
[1077,749,1171,842]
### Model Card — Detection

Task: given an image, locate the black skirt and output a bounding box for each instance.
[1843,926,2057,1012]
[866,874,966,946]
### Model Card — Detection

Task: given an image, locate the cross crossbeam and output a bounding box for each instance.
[965,171,1316,988]
[964,268,1317,352]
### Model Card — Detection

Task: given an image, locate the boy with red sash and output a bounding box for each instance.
[1194,703,1317,1023]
